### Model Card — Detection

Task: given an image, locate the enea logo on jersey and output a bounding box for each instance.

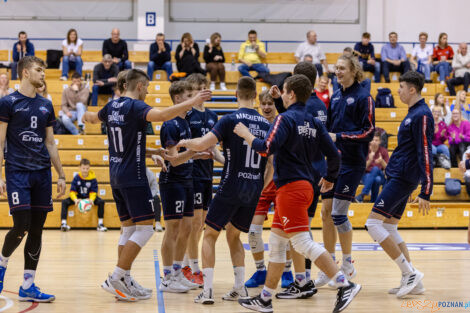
[19,131,43,143]
[39,106,49,115]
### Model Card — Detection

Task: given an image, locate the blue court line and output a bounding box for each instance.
[153,250,166,313]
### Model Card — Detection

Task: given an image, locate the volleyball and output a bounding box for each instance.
[78,199,92,213]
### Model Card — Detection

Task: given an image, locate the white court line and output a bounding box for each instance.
[0,295,13,312]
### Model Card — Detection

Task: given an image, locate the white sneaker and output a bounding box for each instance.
[194,288,215,304]
[130,276,152,295]
[154,222,163,232]
[176,272,199,290]
[222,286,249,301]
[60,76,67,81]
[210,82,216,91]
[314,271,332,288]
[159,276,189,293]
[389,279,425,295]
[97,224,108,232]
[396,269,424,298]
[60,223,70,232]
[341,262,357,281]
[101,274,138,302]
[220,83,227,91]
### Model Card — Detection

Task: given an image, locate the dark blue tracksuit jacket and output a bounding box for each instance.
[385,99,434,200]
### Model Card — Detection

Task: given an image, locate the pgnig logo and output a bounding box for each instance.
[401,300,470,312]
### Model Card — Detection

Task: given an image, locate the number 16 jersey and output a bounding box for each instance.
[98,97,152,188]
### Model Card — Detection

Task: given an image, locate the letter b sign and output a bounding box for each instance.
[146,12,156,26]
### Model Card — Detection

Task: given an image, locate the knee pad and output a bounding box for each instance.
[118,225,136,246]
[332,198,352,233]
[128,225,154,248]
[290,232,326,262]
[365,219,389,244]
[268,232,289,263]
[383,223,404,244]
[248,224,264,254]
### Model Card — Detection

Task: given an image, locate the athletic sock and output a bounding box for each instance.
[394,254,413,274]
[233,266,245,289]
[284,259,292,272]
[255,259,266,271]
[331,253,336,262]
[0,253,9,267]
[61,219,66,225]
[98,218,103,225]
[203,268,214,292]
[342,254,352,266]
[22,270,35,290]
[306,269,311,280]
[190,259,200,273]
[261,286,274,301]
[111,266,126,281]
[295,272,307,287]
[124,270,132,285]
[183,254,190,268]
[332,271,349,288]
[163,266,172,279]
[173,261,183,276]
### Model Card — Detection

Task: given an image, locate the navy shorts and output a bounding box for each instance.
[112,185,155,222]
[325,166,365,201]
[6,169,53,213]
[160,182,194,220]
[308,181,320,217]
[205,194,256,233]
[372,178,418,220]
[193,180,212,211]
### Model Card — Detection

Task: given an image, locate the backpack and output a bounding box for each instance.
[46,50,63,69]
[445,178,461,196]
[53,117,71,135]
[375,88,395,108]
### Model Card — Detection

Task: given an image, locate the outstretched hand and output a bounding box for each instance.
[233,122,251,139]
[412,196,430,216]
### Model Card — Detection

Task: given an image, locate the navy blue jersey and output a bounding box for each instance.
[327,82,375,167]
[385,99,434,200]
[70,171,98,199]
[159,116,193,185]
[252,103,340,189]
[211,107,270,205]
[186,108,218,181]
[353,42,376,62]
[98,97,152,188]
[0,91,56,171]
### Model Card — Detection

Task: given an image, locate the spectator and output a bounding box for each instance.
[447,108,470,167]
[91,54,118,106]
[446,42,470,96]
[381,32,410,83]
[102,28,131,71]
[432,32,454,84]
[204,32,226,91]
[431,93,451,124]
[238,30,269,78]
[60,158,107,232]
[315,75,330,108]
[175,32,205,76]
[10,31,35,80]
[36,82,52,101]
[431,107,451,166]
[0,73,14,98]
[60,28,83,81]
[355,132,389,203]
[295,30,330,76]
[354,32,380,83]
[147,32,172,81]
[410,32,433,83]
[451,90,470,121]
[61,72,89,135]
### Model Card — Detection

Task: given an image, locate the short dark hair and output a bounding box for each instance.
[373,131,381,138]
[156,33,164,37]
[293,61,317,89]
[343,47,353,53]
[117,70,130,93]
[169,81,192,102]
[18,31,26,38]
[389,31,398,37]
[248,30,257,36]
[126,69,149,91]
[185,73,207,89]
[399,71,425,93]
[237,77,256,100]
[80,158,91,166]
[71,72,81,80]
[284,74,311,104]
[17,56,46,80]
[362,32,371,39]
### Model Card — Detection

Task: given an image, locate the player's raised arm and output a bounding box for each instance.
[176,132,219,152]
[82,111,101,124]
[0,122,7,196]
[44,126,66,198]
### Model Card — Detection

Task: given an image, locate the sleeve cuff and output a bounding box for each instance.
[324,175,337,183]
[418,193,431,201]
[210,129,222,142]
[466,159,470,170]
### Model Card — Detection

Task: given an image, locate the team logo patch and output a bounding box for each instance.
[376,199,385,207]
[342,185,350,193]
[282,216,290,227]
[86,182,91,188]
[404,118,412,126]
[208,119,215,127]
[346,97,355,105]
[39,106,49,115]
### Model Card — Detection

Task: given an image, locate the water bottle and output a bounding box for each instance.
[231,54,236,71]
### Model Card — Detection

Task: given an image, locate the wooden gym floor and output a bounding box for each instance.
[0,229,468,313]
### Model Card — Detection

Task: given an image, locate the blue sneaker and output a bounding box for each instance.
[281,271,294,288]
[244,270,266,288]
[0,266,6,294]
[19,284,55,302]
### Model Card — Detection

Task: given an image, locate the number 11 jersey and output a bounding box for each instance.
[98,97,152,188]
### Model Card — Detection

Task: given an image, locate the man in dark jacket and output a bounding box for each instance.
[147,33,172,81]
[102,28,132,71]
[11,31,35,80]
[91,54,119,106]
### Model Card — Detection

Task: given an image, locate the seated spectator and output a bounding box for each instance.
[410,32,433,83]
[354,32,380,83]
[61,72,89,134]
[447,108,470,167]
[446,43,470,96]
[102,28,132,71]
[60,158,107,232]
[431,92,451,124]
[432,32,454,84]
[238,30,269,78]
[36,81,52,101]
[315,75,330,109]
[175,32,205,76]
[60,28,83,81]
[451,90,470,121]
[295,30,330,76]
[0,73,14,98]
[204,32,226,91]
[432,107,451,167]
[355,132,389,203]
[91,54,118,106]
[10,31,34,80]
[147,32,172,81]
[381,32,410,83]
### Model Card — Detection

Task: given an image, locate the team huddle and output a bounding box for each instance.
[0,54,434,313]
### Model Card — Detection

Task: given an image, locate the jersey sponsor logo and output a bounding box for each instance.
[404,118,412,126]
[110,156,123,163]
[19,131,43,143]
[108,111,125,123]
[297,121,317,138]
[189,121,202,125]
[112,101,125,108]
[238,171,261,180]
[332,97,340,101]
[376,199,384,207]
[14,107,29,113]
[346,97,355,105]
[39,106,49,115]
[9,96,17,102]
[342,185,350,193]
[248,123,267,137]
